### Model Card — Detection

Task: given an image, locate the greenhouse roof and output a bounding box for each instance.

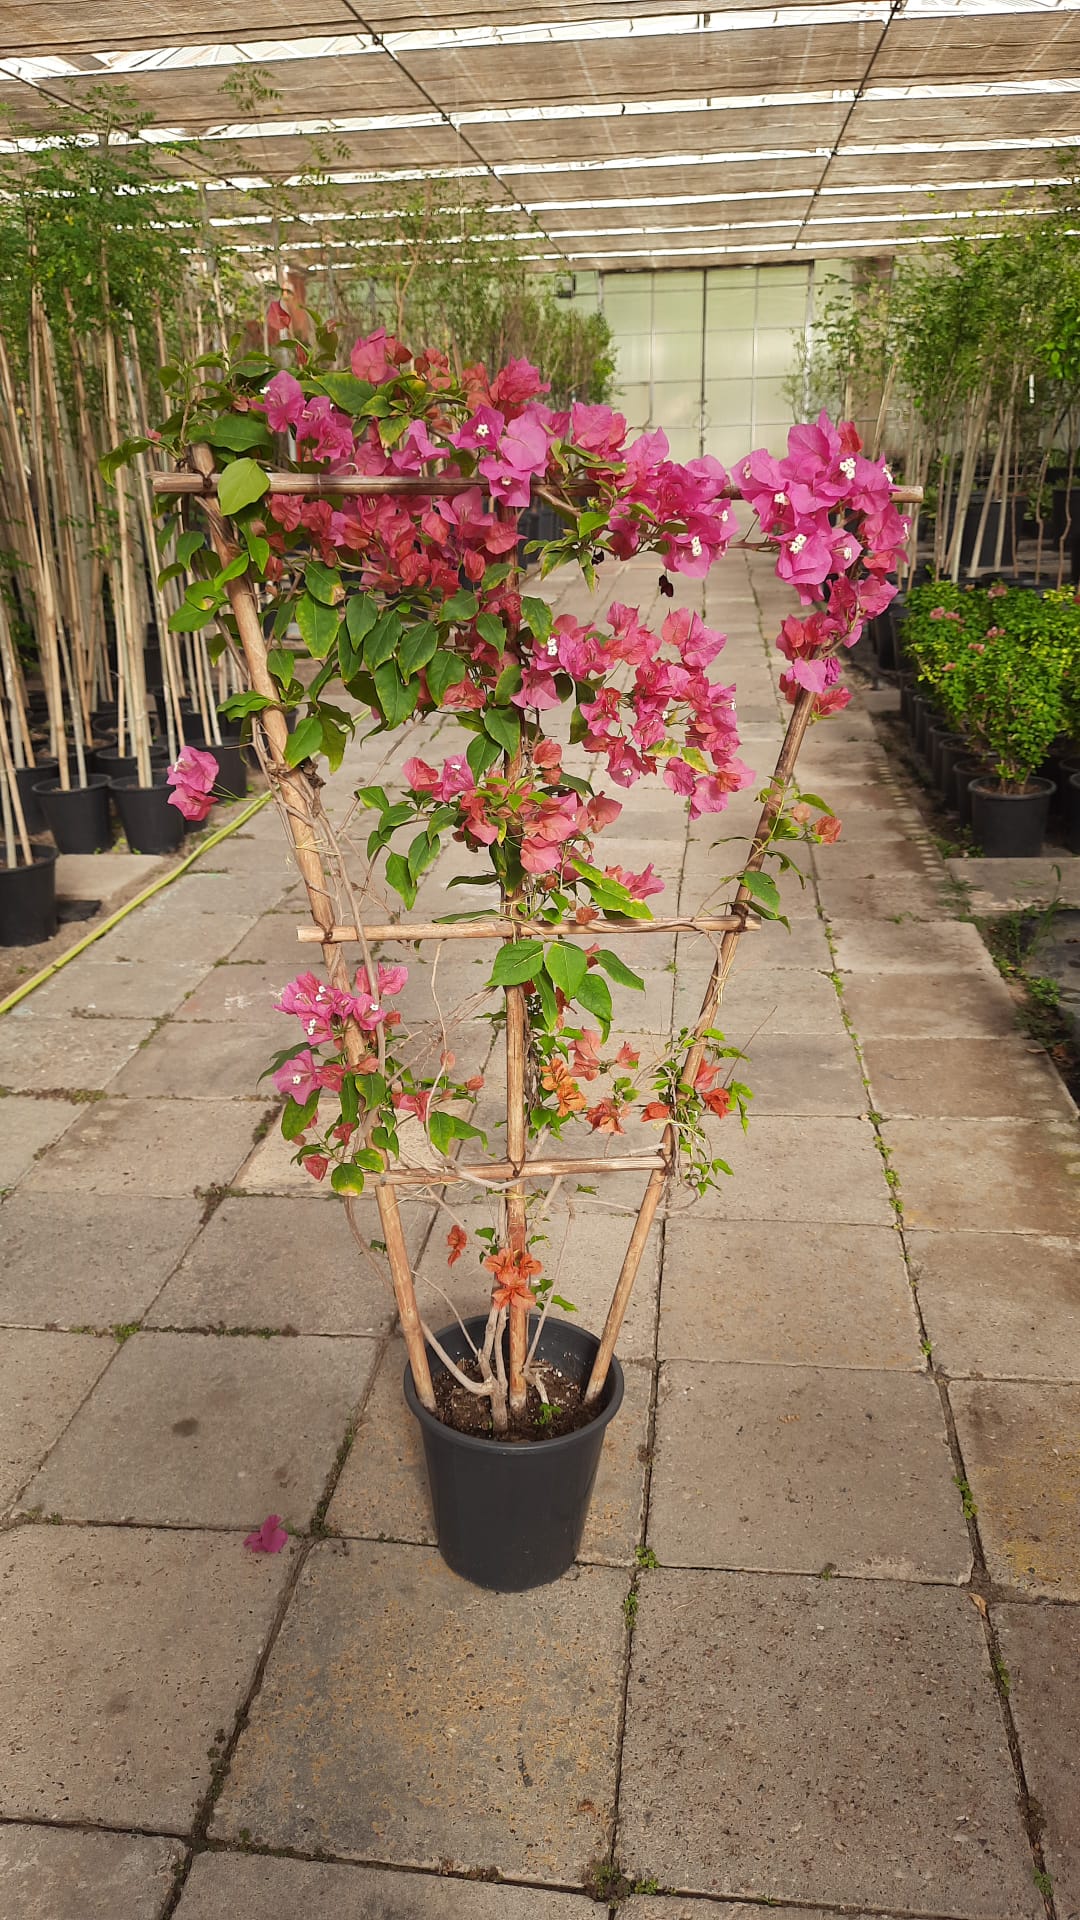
[2,0,1079,267]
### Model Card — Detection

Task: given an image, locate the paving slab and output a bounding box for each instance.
[812,833,940,880]
[166,869,294,917]
[908,1230,1080,1381]
[95,909,257,971]
[948,855,1080,913]
[995,1604,1080,1919]
[54,849,164,905]
[24,1330,378,1530]
[883,1118,1080,1233]
[618,1570,1041,1915]
[839,971,1018,1039]
[624,1905,858,1920]
[673,963,847,1036]
[0,1013,158,1093]
[0,1524,293,1831]
[147,1194,418,1334]
[110,1021,276,1100]
[213,1542,626,1882]
[0,1824,182,1920]
[863,1036,1076,1120]
[221,911,312,968]
[0,1094,80,1189]
[328,1339,649,1566]
[0,1191,201,1328]
[0,1330,114,1510]
[736,1031,866,1114]
[8,956,207,1019]
[21,1097,272,1199]
[951,1380,1080,1598]
[648,1362,968,1580]
[660,1219,921,1369]
[727,913,832,966]
[674,1116,893,1224]
[828,915,1000,976]
[171,962,287,1027]
[812,875,958,920]
[177,1853,596,1918]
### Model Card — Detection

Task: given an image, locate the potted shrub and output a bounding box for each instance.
[0,699,57,947]
[959,634,1067,855]
[134,314,911,1590]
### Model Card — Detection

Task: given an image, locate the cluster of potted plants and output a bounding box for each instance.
[885,581,1080,856]
[131,308,911,1590]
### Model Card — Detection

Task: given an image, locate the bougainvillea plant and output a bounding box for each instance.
[146,309,908,1435]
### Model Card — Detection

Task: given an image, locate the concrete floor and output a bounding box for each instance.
[1,555,1078,1920]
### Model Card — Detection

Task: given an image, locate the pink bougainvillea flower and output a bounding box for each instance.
[489,357,550,410]
[453,404,506,454]
[276,971,346,1045]
[244,1514,288,1553]
[615,1043,640,1067]
[273,1049,323,1104]
[446,1224,468,1266]
[304,1154,330,1182]
[815,814,843,844]
[586,1097,626,1136]
[569,401,627,457]
[603,861,665,900]
[571,1029,604,1081]
[166,745,218,821]
[350,328,411,384]
[641,1100,672,1123]
[263,369,305,433]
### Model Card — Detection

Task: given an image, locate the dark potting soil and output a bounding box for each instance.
[432,1359,605,1443]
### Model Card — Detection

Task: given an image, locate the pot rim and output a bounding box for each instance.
[0,843,58,874]
[404,1312,624,1458]
[31,773,110,796]
[969,776,1055,799]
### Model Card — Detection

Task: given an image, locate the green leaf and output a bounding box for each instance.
[267,646,296,686]
[428,1112,486,1154]
[99,436,151,487]
[353,1147,386,1173]
[283,715,323,766]
[364,610,401,671]
[318,370,375,412]
[168,601,217,633]
[295,592,340,660]
[593,949,645,991]
[320,713,349,772]
[407,830,441,881]
[244,529,270,574]
[219,689,273,718]
[385,851,418,907]
[217,458,270,516]
[345,593,378,642]
[356,784,389,811]
[330,1164,367,1195]
[489,939,544,987]
[215,554,249,586]
[483,708,520,757]
[373,659,418,729]
[377,412,413,449]
[467,733,502,781]
[205,413,272,452]
[426,649,468,704]
[281,1091,318,1141]
[740,870,782,918]
[442,588,478,624]
[176,530,205,567]
[521,595,554,643]
[534,968,559,1029]
[543,942,588,998]
[156,561,186,589]
[399,621,438,680]
[304,559,341,607]
[493,661,522,705]
[575,971,613,1036]
[476,610,506,652]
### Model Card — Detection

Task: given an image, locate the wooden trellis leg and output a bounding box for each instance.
[504,985,530,1415]
[190,445,437,1413]
[583,682,820,1404]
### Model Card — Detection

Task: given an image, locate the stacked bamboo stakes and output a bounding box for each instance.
[157,457,921,1411]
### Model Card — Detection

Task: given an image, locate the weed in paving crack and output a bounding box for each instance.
[954,1474,978,1521]
[634,1544,659,1569]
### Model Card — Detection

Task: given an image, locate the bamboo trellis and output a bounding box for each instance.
[154,457,920,1417]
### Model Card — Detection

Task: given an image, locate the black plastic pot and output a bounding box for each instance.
[33,776,112,854]
[404,1314,624,1591]
[90,703,118,735]
[1066,773,1080,855]
[874,612,897,672]
[897,674,915,730]
[186,739,248,802]
[0,845,58,946]
[14,759,57,836]
[938,737,971,814]
[970,778,1054,858]
[110,777,184,855]
[95,745,170,785]
[954,759,987,830]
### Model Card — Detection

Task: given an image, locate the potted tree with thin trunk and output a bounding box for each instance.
[138,310,913,1590]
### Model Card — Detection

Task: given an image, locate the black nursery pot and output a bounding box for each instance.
[110,777,184,855]
[970,778,1054,859]
[14,759,56,836]
[404,1314,624,1592]
[187,739,248,802]
[1066,773,1080,855]
[954,759,987,829]
[33,775,112,854]
[0,845,58,946]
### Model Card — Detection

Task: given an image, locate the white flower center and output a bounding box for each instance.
[690,536,703,557]
[720,509,729,522]
[882,464,893,482]
[292,1074,304,1086]
[774,491,788,505]
[840,458,856,480]
[841,545,852,561]
[546,639,559,657]
[790,533,807,555]
[307,1021,318,1036]
[475,422,489,438]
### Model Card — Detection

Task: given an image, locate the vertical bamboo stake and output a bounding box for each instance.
[504,983,529,1415]
[63,292,110,709]
[584,684,820,1404]
[102,301,151,784]
[189,443,436,1411]
[25,287,71,788]
[0,688,32,868]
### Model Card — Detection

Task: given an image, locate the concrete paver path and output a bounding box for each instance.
[1,555,1077,1920]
